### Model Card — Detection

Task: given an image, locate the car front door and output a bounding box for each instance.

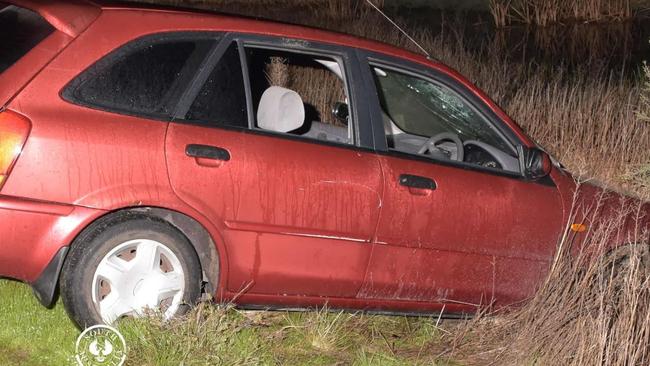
[166,35,381,300]
[357,56,564,309]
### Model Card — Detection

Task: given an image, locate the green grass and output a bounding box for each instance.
[0,279,457,365]
[0,280,78,365]
[119,306,455,365]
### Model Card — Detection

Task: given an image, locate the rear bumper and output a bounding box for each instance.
[0,195,103,301]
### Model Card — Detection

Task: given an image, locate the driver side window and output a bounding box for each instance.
[371,65,520,173]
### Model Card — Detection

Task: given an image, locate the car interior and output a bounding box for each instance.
[246,48,353,145]
[243,46,519,173]
[372,66,521,173]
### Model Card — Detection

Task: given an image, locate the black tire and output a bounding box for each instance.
[60,212,202,329]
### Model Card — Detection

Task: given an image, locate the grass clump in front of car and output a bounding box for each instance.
[117,304,453,365]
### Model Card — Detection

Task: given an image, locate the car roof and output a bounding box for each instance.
[8,0,435,67]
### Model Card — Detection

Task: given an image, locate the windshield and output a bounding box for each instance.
[373,66,514,155]
[0,4,54,74]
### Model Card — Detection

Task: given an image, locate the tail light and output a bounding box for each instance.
[0,110,31,189]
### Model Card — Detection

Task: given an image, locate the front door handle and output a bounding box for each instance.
[399,174,437,193]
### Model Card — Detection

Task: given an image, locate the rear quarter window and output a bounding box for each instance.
[0,4,54,74]
[62,34,219,120]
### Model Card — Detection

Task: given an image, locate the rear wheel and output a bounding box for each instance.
[60,213,202,328]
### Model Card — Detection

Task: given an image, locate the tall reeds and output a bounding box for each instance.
[489,0,634,27]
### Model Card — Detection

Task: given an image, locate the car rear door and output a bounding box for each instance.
[165,35,382,300]
[357,54,565,309]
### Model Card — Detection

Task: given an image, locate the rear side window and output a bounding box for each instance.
[0,4,54,74]
[63,34,218,119]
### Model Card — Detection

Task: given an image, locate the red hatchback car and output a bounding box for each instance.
[0,0,648,328]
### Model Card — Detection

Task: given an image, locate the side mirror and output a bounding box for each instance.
[518,146,552,180]
[332,102,349,122]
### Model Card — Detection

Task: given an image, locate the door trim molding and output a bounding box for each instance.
[224,220,369,243]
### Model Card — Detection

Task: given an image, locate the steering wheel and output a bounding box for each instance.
[417,132,464,162]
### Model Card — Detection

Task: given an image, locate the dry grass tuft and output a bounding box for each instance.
[118,303,266,365]
[265,56,290,87]
[637,62,650,124]
[284,308,354,353]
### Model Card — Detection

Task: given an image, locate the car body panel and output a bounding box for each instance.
[551,169,650,252]
[166,122,382,298]
[0,1,647,317]
[1,9,179,207]
[2,104,174,209]
[0,194,102,282]
[220,133,382,297]
[0,31,72,106]
[360,154,563,307]
[359,244,550,309]
[223,230,372,297]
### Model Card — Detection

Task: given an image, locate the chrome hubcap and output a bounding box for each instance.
[92,239,185,324]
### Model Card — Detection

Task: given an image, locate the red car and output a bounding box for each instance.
[0,0,647,328]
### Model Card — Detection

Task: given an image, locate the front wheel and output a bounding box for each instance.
[603,243,650,288]
[60,213,202,328]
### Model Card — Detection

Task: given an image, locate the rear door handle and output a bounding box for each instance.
[185,144,231,161]
[399,174,437,191]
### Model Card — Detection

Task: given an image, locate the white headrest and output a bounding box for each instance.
[257,86,305,133]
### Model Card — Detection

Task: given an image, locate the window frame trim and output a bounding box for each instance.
[230,33,375,150]
[170,32,237,120]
